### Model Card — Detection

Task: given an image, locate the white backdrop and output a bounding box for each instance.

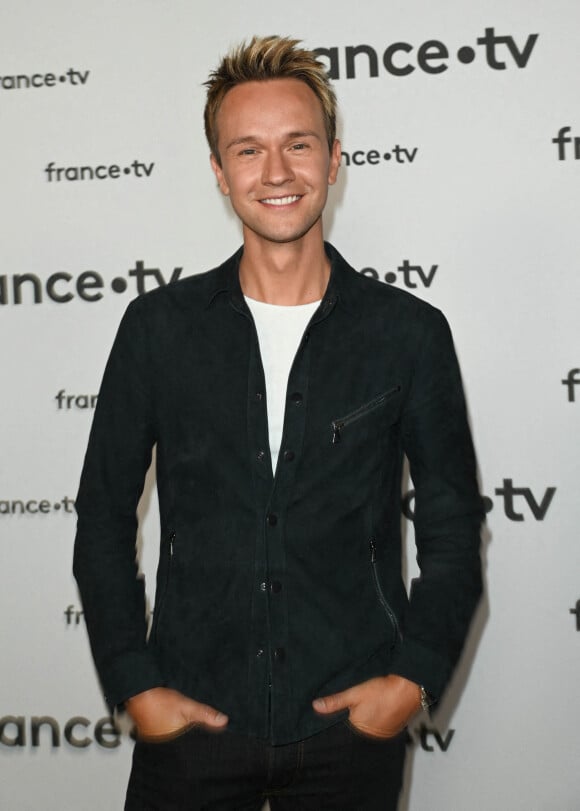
[1,1,579,809]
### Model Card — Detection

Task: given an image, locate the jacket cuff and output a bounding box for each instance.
[388,638,452,699]
[100,649,165,711]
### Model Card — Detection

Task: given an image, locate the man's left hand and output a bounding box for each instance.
[312,674,422,739]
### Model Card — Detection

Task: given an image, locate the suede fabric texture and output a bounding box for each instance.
[73,243,483,745]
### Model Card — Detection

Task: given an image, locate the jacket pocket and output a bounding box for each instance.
[369,537,401,650]
[151,530,175,643]
[137,722,195,745]
[331,385,401,444]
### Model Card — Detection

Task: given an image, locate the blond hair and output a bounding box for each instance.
[204,36,337,164]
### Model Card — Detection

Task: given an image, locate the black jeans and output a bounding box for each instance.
[125,721,406,811]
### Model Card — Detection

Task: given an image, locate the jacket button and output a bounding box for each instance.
[283,450,295,462]
[255,391,264,401]
[260,581,267,592]
[273,647,285,662]
[256,450,265,462]
[256,648,265,658]
[267,513,278,526]
[290,392,303,405]
[270,580,282,594]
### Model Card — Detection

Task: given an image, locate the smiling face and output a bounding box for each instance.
[210,78,341,249]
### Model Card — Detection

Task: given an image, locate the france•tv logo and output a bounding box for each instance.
[562,369,580,402]
[552,127,580,160]
[570,600,580,631]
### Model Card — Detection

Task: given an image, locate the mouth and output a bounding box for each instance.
[259,195,302,206]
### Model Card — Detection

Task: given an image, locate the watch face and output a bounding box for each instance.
[420,687,436,709]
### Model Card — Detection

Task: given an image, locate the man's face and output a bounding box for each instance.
[211,78,341,247]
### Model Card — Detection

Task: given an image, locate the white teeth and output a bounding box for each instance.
[261,195,300,206]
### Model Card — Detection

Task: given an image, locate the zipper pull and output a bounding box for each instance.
[169,531,175,556]
[369,537,377,563]
[331,421,343,444]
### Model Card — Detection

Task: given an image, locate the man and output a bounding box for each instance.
[74,36,483,810]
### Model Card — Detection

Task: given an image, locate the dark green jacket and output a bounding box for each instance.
[74,243,483,745]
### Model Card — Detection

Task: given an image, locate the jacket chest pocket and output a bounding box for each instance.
[331,385,401,444]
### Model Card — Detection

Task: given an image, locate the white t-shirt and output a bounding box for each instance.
[245,296,320,472]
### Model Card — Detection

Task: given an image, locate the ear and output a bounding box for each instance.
[328,139,342,185]
[210,153,230,196]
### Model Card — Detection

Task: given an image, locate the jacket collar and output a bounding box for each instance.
[205,242,358,318]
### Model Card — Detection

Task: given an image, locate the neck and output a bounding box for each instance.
[239,226,329,305]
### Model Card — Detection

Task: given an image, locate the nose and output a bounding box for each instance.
[261,149,294,186]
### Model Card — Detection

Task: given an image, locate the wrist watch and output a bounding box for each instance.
[420,685,436,712]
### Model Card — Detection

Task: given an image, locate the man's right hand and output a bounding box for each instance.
[125,687,229,740]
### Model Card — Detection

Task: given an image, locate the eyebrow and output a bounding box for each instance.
[224,130,321,151]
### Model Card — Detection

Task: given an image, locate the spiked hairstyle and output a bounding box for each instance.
[204,36,337,164]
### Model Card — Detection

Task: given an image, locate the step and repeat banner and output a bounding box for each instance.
[1,1,578,809]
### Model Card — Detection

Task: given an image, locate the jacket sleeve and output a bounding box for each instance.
[73,299,164,709]
[390,307,484,699]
